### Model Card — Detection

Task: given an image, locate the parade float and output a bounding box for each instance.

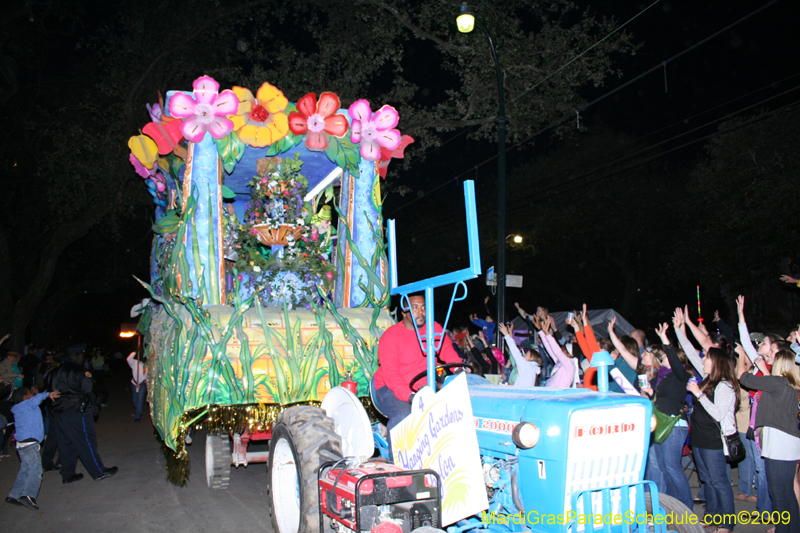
[128,75,412,486]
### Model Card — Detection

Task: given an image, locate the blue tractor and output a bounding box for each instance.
[267,181,701,533]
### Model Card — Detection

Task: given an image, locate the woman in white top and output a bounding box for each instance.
[683,339,739,533]
[498,323,541,387]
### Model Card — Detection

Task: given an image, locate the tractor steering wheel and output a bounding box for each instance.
[408,363,473,393]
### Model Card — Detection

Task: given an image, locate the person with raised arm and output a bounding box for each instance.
[640,322,693,510]
[607,316,641,373]
[538,316,575,388]
[735,294,774,516]
[685,342,739,533]
[738,350,800,533]
[571,304,599,391]
[497,323,541,387]
[673,307,706,378]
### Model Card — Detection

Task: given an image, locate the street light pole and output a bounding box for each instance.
[457,4,508,343]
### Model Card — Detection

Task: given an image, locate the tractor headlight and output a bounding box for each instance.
[651,414,658,432]
[512,422,540,449]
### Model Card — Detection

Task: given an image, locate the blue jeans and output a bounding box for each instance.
[655,426,694,510]
[764,458,800,533]
[738,432,757,497]
[132,382,147,420]
[754,444,773,513]
[373,386,412,461]
[694,447,736,530]
[374,386,411,431]
[645,441,667,495]
[9,442,42,499]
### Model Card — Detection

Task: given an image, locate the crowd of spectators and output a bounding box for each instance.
[445,284,800,533]
[0,338,140,511]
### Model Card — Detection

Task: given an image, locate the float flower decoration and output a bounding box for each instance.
[347,100,402,162]
[287,92,349,151]
[129,153,168,207]
[377,134,414,179]
[229,82,290,148]
[169,75,239,142]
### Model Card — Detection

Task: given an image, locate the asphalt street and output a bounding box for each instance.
[0,374,274,533]
[0,373,779,533]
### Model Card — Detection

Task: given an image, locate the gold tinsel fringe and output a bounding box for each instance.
[163,398,381,487]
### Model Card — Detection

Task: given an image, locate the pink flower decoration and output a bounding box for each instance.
[169,76,239,143]
[129,154,165,192]
[325,272,334,281]
[348,100,402,162]
[287,92,349,151]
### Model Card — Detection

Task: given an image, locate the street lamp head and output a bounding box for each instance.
[456,2,475,33]
[513,235,523,244]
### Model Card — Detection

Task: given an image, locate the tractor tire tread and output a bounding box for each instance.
[268,406,342,533]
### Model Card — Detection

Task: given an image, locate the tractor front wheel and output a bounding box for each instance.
[268,406,342,533]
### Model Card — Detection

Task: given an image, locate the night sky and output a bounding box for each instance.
[3,0,800,350]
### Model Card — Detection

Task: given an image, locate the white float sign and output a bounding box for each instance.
[390,373,488,525]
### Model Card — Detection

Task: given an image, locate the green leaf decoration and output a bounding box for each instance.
[323,183,335,205]
[165,152,185,181]
[152,209,182,234]
[265,105,301,156]
[265,131,299,156]
[214,131,246,174]
[323,136,360,173]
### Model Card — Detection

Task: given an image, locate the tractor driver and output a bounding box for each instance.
[372,294,464,436]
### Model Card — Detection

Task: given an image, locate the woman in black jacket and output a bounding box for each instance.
[641,323,693,511]
[738,350,800,533]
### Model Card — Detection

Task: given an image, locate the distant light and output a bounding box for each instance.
[120,322,139,338]
[513,235,523,244]
[456,2,475,33]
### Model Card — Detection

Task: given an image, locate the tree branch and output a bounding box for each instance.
[359,0,472,53]
[123,0,275,113]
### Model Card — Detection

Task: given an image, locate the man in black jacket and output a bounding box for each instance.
[48,345,117,484]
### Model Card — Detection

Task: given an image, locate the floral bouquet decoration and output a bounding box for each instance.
[234,154,335,309]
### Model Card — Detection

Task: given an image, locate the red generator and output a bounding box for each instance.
[318,459,442,533]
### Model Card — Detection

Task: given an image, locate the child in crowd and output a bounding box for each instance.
[498,323,542,386]
[5,386,60,510]
[469,313,496,344]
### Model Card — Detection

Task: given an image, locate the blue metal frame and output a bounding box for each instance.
[387,180,481,389]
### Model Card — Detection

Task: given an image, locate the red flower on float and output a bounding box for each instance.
[287,92,349,151]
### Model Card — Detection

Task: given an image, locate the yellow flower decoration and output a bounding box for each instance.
[229,82,289,148]
[128,134,159,169]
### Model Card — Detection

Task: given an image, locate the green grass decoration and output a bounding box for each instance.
[140,150,396,485]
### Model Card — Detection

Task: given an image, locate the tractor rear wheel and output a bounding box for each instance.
[268,406,342,533]
[650,493,704,533]
[205,433,231,490]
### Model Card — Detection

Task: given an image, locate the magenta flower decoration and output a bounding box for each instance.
[347,100,402,162]
[169,75,239,143]
[129,154,166,192]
